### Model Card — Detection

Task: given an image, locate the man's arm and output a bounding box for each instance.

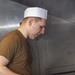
[0,55,20,75]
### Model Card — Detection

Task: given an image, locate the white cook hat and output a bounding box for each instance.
[24,7,48,19]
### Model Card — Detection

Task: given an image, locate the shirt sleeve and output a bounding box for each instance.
[0,34,19,62]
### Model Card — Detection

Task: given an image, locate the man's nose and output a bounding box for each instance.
[40,27,45,34]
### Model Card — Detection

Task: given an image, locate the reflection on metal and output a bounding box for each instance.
[0,24,19,29]
[0,0,27,38]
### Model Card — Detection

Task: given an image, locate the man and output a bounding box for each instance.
[0,7,48,75]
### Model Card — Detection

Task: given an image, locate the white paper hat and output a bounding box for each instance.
[24,7,48,19]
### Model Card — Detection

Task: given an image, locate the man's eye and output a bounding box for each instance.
[40,26,43,29]
[40,26,46,29]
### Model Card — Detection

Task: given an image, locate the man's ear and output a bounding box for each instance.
[28,18,34,26]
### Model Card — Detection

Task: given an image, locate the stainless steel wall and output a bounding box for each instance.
[0,0,27,38]
[38,14,75,75]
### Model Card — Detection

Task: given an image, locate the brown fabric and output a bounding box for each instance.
[0,30,32,75]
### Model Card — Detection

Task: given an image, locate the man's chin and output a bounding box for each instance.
[30,37,36,40]
[30,35,39,40]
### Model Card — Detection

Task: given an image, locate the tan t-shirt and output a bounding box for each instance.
[0,30,32,75]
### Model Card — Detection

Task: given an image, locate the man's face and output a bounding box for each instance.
[29,18,46,39]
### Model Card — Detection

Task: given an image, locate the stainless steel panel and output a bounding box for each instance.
[38,15,75,75]
[0,0,27,38]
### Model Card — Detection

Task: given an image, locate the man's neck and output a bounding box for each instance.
[17,26,28,39]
